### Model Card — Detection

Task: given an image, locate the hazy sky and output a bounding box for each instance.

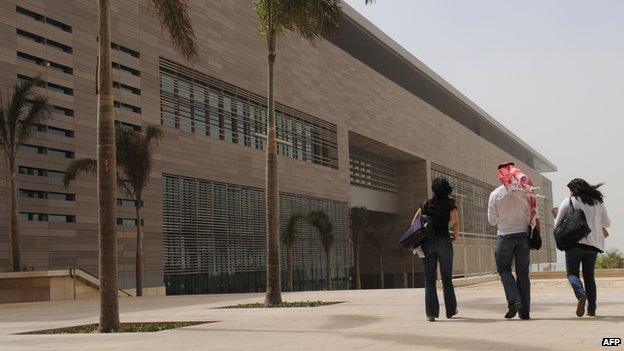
[344,0,623,255]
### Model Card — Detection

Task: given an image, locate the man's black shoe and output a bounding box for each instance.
[519,314,530,320]
[505,302,522,319]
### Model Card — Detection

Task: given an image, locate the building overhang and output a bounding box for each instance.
[325,2,556,173]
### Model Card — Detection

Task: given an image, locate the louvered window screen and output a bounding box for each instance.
[349,147,399,192]
[431,164,497,238]
[163,174,351,293]
[159,58,338,169]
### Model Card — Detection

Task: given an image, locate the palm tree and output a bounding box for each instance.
[349,207,368,289]
[364,226,394,289]
[95,0,197,332]
[281,213,308,291]
[64,125,163,298]
[308,210,334,290]
[255,0,342,306]
[0,77,51,272]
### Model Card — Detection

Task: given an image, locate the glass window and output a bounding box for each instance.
[161,74,175,94]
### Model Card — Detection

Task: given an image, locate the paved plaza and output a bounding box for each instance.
[0,278,622,351]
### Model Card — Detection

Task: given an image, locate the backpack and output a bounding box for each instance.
[553,197,591,251]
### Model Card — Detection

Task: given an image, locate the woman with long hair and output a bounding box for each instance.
[411,177,460,321]
[555,178,611,317]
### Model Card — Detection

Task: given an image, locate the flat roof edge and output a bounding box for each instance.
[339,1,556,172]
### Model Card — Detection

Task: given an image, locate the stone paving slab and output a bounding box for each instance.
[0,278,622,351]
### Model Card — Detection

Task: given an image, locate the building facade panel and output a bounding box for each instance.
[0,0,555,293]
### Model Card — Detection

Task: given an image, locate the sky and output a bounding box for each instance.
[344,0,624,257]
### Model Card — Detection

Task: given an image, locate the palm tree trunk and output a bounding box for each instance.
[353,238,361,289]
[264,29,282,307]
[287,244,293,291]
[6,160,20,272]
[135,198,143,297]
[325,248,332,290]
[379,253,384,289]
[97,0,120,332]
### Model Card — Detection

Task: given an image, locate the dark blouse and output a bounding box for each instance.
[422,198,457,238]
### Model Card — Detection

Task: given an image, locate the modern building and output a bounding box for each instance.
[0,0,556,295]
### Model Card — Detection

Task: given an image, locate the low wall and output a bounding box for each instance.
[531,268,624,279]
[0,269,164,304]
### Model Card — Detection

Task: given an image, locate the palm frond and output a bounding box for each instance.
[144,124,164,144]
[148,0,198,61]
[256,0,342,42]
[63,158,97,187]
[308,210,334,250]
[281,212,308,246]
[17,95,51,145]
[115,124,162,199]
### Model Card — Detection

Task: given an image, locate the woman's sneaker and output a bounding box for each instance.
[446,309,459,319]
[576,297,587,317]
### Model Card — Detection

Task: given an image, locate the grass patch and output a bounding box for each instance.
[20,321,213,334]
[221,300,342,308]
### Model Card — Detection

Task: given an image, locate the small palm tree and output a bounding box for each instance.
[63,125,163,297]
[281,213,308,291]
[255,0,342,306]
[349,207,368,289]
[308,210,334,290]
[596,250,624,269]
[364,226,394,289]
[95,0,197,332]
[0,76,51,272]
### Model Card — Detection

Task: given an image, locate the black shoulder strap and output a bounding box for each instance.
[569,197,575,211]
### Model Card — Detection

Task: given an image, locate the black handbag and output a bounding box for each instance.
[529,223,542,250]
[553,197,591,251]
[399,202,434,249]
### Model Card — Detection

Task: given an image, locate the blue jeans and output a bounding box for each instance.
[495,233,531,317]
[421,236,457,318]
[565,246,598,314]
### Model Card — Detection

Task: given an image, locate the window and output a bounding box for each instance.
[112,62,140,77]
[115,121,141,132]
[46,81,73,95]
[51,105,74,117]
[47,170,67,179]
[49,214,75,222]
[159,58,338,169]
[19,166,47,176]
[117,198,140,207]
[46,126,74,138]
[117,218,138,226]
[19,144,45,154]
[18,75,73,95]
[113,81,141,95]
[47,148,74,159]
[16,6,72,33]
[111,42,140,58]
[114,101,142,114]
[17,51,73,74]
[17,29,74,53]
[20,189,47,199]
[20,212,48,221]
[48,192,75,201]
